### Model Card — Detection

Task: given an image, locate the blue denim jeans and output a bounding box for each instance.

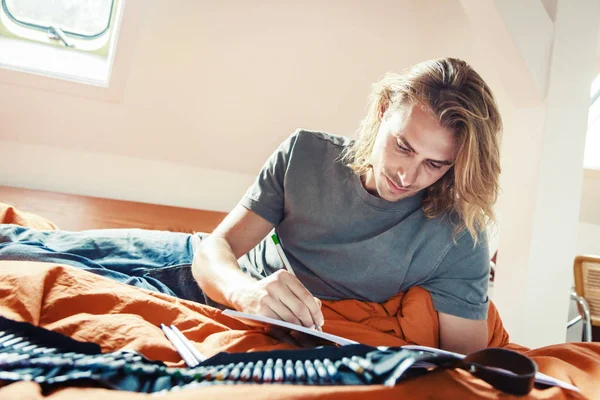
[0,225,215,305]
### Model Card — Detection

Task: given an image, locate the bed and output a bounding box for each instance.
[0,185,227,233]
[1,185,599,400]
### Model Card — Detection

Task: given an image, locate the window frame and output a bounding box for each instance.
[1,0,115,40]
[0,0,130,90]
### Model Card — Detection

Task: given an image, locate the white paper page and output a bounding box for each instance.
[222,309,359,346]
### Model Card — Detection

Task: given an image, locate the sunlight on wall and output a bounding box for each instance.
[585,74,600,170]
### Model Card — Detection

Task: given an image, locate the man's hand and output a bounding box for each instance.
[438,312,488,354]
[230,269,324,329]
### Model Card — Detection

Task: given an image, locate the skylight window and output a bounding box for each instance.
[0,0,123,86]
[4,0,114,39]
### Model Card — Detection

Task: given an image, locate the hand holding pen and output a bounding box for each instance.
[271,233,324,332]
[228,233,324,332]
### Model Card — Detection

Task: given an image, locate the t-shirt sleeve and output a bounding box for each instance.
[238,132,299,226]
[420,230,491,320]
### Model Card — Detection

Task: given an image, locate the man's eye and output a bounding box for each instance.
[396,143,410,153]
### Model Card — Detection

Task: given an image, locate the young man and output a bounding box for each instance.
[191,57,502,355]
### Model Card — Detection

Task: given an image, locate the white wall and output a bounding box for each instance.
[577,222,600,255]
[580,170,600,223]
[0,139,255,211]
[0,0,516,211]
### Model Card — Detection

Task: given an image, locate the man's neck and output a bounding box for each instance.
[360,169,377,196]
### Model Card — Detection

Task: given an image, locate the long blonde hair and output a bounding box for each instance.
[341,58,502,243]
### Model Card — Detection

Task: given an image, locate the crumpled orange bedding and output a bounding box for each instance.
[0,202,57,231]
[1,205,599,399]
[1,262,599,400]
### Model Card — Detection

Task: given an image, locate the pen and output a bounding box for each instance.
[323,358,340,382]
[215,362,235,380]
[284,359,295,382]
[274,358,284,383]
[160,324,199,368]
[271,232,323,332]
[252,360,264,382]
[294,359,306,381]
[341,356,373,383]
[313,359,329,382]
[271,233,296,277]
[170,324,207,362]
[304,359,318,382]
[263,358,274,383]
[240,361,253,382]
[228,361,244,381]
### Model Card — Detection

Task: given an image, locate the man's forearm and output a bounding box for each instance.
[191,234,256,309]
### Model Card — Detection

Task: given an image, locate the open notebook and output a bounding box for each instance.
[222,309,579,392]
[222,309,359,346]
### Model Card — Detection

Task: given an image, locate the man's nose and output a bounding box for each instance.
[398,163,418,187]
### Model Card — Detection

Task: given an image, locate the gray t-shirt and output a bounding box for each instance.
[238,130,489,320]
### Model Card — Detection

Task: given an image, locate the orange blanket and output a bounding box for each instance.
[1,203,599,399]
[0,202,58,231]
[0,261,599,400]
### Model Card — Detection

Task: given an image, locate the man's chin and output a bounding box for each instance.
[382,189,415,202]
[374,181,416,202]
